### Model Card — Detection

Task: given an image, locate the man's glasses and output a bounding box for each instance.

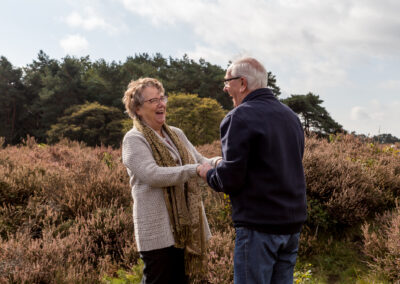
[223,76,241,86]
[143,96,168,104]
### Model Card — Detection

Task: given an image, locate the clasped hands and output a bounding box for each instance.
[196,162,212,181]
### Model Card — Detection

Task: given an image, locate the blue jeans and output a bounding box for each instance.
[234,227,300,284]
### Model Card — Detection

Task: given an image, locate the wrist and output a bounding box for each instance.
[196,165,201,177]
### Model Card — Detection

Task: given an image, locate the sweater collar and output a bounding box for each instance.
[242,88,274,104]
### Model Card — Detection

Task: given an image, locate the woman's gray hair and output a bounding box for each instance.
[122,78,165,119]
[227,57,268,91]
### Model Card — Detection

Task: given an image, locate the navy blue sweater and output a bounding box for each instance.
[206,88,307,234]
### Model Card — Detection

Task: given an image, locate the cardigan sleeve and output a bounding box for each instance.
[122,131,198,188]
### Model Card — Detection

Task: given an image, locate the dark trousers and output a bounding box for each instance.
[140,246,188,284]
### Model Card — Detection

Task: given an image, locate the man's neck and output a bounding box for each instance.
[236,89,253,106]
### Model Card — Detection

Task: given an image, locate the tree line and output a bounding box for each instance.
[1,51,352,147]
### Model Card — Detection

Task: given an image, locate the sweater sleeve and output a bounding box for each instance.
[122,131,198,188]
[207,112,251,194]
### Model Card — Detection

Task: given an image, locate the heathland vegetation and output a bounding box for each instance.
[0,135,399,283]
[1,52,400,283]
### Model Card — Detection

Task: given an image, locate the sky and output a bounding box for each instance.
[1,0,400,138]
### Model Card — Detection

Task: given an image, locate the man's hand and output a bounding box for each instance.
[197,163,212,181]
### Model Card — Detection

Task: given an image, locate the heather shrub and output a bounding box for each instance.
[0,207,138,283]
[298,225,320,257]
[0,138,137,283]
[196,140,222,158]
[1,134,399,283]
[362,206,400,282]
[201,188,233,233]
[304,134,400,230]
[204,227,235,284]
[0,137,130,214]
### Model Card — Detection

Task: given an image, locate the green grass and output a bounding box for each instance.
[297,238,391,284]
[102,259,143,284]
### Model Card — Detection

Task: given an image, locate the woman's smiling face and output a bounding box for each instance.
[136,86,167,131]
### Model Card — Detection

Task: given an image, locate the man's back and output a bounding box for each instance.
[208,87,307,234]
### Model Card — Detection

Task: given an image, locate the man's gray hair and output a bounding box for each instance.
[227,57,268,91]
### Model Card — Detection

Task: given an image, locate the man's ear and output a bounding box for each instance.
[240,77,247,92]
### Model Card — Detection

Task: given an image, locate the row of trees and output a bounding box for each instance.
[0,51,232,145]
[1,51,347,147]
[371,133,400,144]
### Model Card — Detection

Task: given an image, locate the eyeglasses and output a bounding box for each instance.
[223,76,241,86]
[143,96,168,104]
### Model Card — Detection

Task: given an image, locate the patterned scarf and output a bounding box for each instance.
[133,118,207,277]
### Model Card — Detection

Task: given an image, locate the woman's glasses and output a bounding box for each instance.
[143,96,168,104]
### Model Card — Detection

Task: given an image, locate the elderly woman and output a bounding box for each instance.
[122,78,220,284]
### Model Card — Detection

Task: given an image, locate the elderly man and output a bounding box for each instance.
[198,57,307,284]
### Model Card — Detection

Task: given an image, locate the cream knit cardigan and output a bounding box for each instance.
[122,125,220,252]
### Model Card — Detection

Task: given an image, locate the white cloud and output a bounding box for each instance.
[64,7,120,34]
[66,11,105,30]
[350,100,400,136]
[379,79,400,90]
[118,0,400,92]
[120,0,208,26]
[351,100,400,121]
[184,46,233,69]
[351,106,371,120]
[59,34,89,55]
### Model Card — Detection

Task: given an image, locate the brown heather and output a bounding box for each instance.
[362,205,400,282]
[0,137,138,283]
[0,134,399,283]
[302,135,400,281]
[304,135,400,228]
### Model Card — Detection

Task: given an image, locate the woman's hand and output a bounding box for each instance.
[197,163,212,181]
